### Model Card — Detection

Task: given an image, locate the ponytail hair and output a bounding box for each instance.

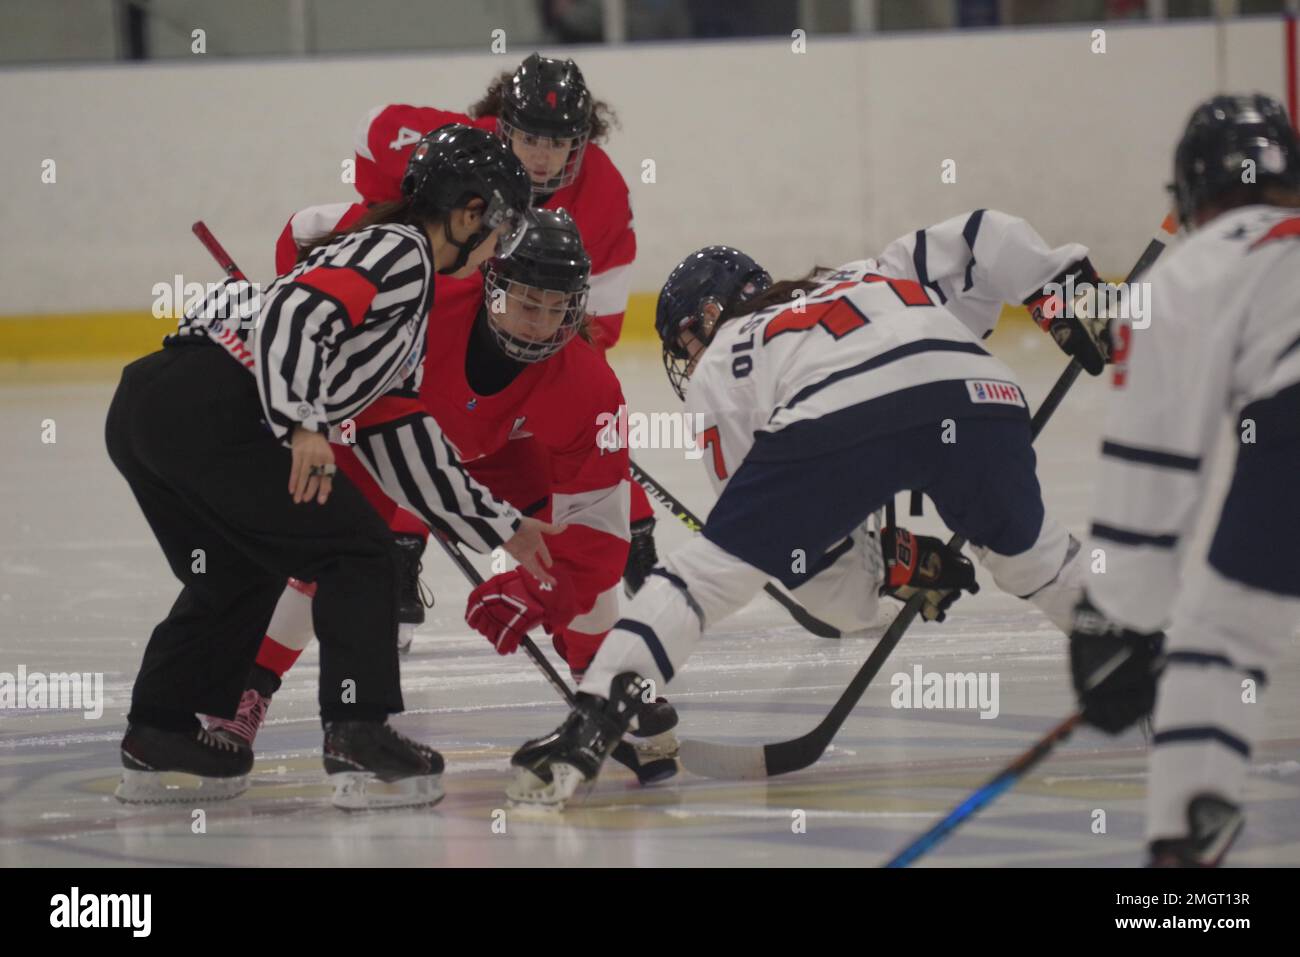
[296,198,444,264]
[722,266,836,321]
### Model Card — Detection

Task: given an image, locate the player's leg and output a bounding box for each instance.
[1147,391,1300,865]
[925,416,1084,633]
[512,424,946,804]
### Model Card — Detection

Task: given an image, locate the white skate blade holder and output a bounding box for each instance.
[505,762,590,811]
[115,768,249,804]
[330,771,444,811]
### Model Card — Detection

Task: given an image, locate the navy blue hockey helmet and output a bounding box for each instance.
[1170,93,1300,227]
[655,246,772,400]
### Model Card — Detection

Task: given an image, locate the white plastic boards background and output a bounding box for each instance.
[0,18,1284,314]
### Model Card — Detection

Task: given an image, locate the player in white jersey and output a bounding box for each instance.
[492,211,1114,806]
[1069,93,1300,866]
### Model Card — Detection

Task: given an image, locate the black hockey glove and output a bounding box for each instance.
[1024,257,1110,376]
[1069,593,1165,734]
[879,527,979,623]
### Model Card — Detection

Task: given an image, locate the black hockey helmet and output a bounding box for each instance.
[401,123,532,273]
[497,53,594,198]
[1170,93,1300,227]
[483,208,591,363]
[656,246,772,400]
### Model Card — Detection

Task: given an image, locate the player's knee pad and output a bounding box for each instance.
[974,517,1079,632]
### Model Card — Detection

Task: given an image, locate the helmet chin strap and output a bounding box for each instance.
[438,218,486,276]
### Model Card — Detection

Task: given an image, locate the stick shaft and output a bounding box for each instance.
[192,221,249,282]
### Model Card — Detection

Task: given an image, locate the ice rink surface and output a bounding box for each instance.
[2,331,1298,868]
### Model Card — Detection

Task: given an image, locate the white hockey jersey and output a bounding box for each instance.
[1087,205,1300,632]
[686,210,1088,494]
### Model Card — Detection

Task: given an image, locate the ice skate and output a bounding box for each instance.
[322,719,444,811]
[203,687,272,747]
[115,724,253,804]
[507,672,654,808]
[1147,794,1245,868]
[628,694,678,755]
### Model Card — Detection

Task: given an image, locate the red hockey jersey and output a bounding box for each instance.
[353,103,636,348]
[276,204,632,644]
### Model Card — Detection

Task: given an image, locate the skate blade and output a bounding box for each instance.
[330,771,444,811]
[629,728,680,761]
[505,763,588,810]
[114,768,248,804]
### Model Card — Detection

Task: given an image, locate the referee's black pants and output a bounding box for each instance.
[105,341,403,731]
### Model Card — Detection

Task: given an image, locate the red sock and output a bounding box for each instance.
[255,636,303,679]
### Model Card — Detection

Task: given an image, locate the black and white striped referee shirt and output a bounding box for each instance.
[169,223,521,553]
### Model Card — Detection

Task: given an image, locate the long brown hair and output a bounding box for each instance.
[721,266,836,322]
[296,198,441,263]
[468,71,618,142]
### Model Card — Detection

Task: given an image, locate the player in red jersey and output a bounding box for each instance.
[209,208,679,768]
[351,53,660,610]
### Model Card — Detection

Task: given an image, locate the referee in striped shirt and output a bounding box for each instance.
[106,125,557,807]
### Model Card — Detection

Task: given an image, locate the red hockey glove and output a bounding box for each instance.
[466,568,577,655]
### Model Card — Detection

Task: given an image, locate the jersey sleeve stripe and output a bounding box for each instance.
[912,230,948,305]
[960,208,985,292]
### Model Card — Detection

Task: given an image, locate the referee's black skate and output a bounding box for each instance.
[395,534,434,654]
[507,672,656,808]
[115,723,253,804]
[322,719,445,811]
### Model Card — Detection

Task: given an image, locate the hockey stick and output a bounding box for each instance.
[192,221,249,282]
[883,713,1083,867]
[629,460,843,639]
[883,643,1138,866]
[424,530,659,781]
[678,217,1178,780]
[189,222,655,782]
